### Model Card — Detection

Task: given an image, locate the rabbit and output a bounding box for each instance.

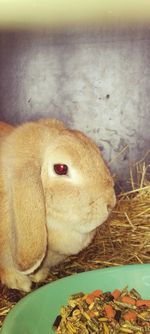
[0,118,116,291]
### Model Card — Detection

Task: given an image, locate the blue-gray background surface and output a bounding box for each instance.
[0,25,150,185]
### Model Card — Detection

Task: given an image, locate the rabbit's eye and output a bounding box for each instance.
[54,164,68,175]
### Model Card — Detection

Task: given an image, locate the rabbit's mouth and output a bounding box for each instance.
[74,211,109,234]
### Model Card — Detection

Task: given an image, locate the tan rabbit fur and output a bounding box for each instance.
[0,118,116,291]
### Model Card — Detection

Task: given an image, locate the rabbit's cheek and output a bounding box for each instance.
[47,228,95,255]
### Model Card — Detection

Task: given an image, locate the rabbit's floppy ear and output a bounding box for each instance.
[2,122,48,273]
[10,162,47,273]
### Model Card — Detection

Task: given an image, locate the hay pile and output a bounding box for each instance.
[0,160,150,327]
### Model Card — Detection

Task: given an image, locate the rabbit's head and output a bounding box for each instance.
[1,119,116,273]
[41,128,116,256]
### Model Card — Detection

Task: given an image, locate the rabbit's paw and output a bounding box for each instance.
[0,269,32,292]
[30,267,49,283]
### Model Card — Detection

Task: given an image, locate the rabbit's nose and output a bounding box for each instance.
[107,204,112,214]
[107,195,116,213]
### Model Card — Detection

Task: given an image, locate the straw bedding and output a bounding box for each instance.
[0,161,150,328]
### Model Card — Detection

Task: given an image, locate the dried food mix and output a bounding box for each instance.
[52,286,150,333]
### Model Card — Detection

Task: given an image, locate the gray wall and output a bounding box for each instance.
[0,25,150,185]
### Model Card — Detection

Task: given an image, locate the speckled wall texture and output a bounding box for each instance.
[0,26,150,184]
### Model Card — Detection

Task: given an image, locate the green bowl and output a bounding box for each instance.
[1,264,150,334]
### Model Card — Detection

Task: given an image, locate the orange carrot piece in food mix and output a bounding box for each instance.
[123,311,137,321]
[136,299,150,307]
[111,289,121,300]
[104,304,116,319]
[121,295,136,305]
[86,289,102,304]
